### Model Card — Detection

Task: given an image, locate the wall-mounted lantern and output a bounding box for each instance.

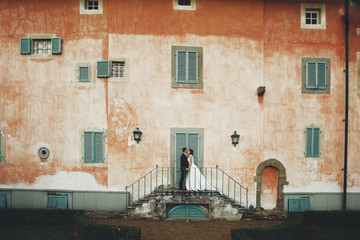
[133,127,142,144]
[231,131,240,147]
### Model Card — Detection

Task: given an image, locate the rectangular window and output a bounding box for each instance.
[301,3,326,29]
[176,50,198,83]
[172,46,203,89]
[173,0,196,10]
[84,132,104,163]
[80,0,103,14]
[306,62,326,89]
[47,195,68,209]
[305,127,320,158]
[302,58,330,94]
[20,36,62,55]
[178,0,191,5]
[97,59,129,81]
[305,8,321,25]
[85,0,98,10]
[79,66,91,82]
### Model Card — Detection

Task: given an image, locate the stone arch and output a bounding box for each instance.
[254,159,288,210]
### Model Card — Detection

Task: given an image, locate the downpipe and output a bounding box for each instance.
[343,0,349,211]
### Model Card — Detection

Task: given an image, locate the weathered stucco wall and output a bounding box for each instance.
[0,0,359,209]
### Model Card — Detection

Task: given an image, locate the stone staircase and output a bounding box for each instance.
[118,189,247,220]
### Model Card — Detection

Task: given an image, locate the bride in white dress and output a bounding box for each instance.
[185,149,214,191]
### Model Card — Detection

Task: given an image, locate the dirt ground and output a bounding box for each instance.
[94,219,284,240]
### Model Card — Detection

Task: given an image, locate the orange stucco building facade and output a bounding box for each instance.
[1,0,360,211]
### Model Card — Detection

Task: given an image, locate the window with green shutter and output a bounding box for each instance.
[171,128,204,187]
[305,127,320,158]
[84,132,104,163]
[302,58,330,93]
[175,132,200,168]
[20,36,62,55]
[79,66,90,82]
[47,195,68,209]
[306,62,326,89]
[176,50,198,84]
[172,46,203,89]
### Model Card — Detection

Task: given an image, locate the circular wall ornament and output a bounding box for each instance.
[38,147,50,159]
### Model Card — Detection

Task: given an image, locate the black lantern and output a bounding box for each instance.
[133,127,142,144]
[231,131,240,147]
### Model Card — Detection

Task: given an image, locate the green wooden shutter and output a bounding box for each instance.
[305,128,313,157]
[97,61,110,78]
[188,51,198,83]
[177,51,187,82]
[20,38,31,54]
[51,37,62,54]
[306,62,317,89]
[317,62,326,89]
[94,132,104,163]
[79,66,90,82]
[84,132,93,162]
[47,196,68,209]
[0,193,6,208]
[305,127,320,158]
[188,133,199,166]
[56,196,68,209]
[313,128,320,157]
[176,133,187,168]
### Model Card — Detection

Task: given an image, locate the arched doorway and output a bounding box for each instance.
[254,159,288,210]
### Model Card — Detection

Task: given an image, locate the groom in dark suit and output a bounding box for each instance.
[179,147,189,190]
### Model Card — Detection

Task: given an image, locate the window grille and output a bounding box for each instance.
[111,61,125,78]
[33,39,52,55]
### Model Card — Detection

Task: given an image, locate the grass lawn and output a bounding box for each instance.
[0,225,74,240]
[302,227,360,240]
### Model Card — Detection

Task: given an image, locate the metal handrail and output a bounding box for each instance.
[125,165,248,209]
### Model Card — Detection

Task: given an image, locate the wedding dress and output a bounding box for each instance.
[185,155,214,191]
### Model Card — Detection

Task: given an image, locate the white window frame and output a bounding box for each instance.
[173,0,196,11]
[301,3,326,29]
[80,0,103,14]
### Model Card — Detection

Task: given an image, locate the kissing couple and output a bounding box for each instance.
[178,147,213,191]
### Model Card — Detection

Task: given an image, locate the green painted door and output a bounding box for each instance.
[175,132,200,185]
[167,205,208,219]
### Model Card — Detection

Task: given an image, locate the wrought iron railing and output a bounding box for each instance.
[125,165,248,209]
